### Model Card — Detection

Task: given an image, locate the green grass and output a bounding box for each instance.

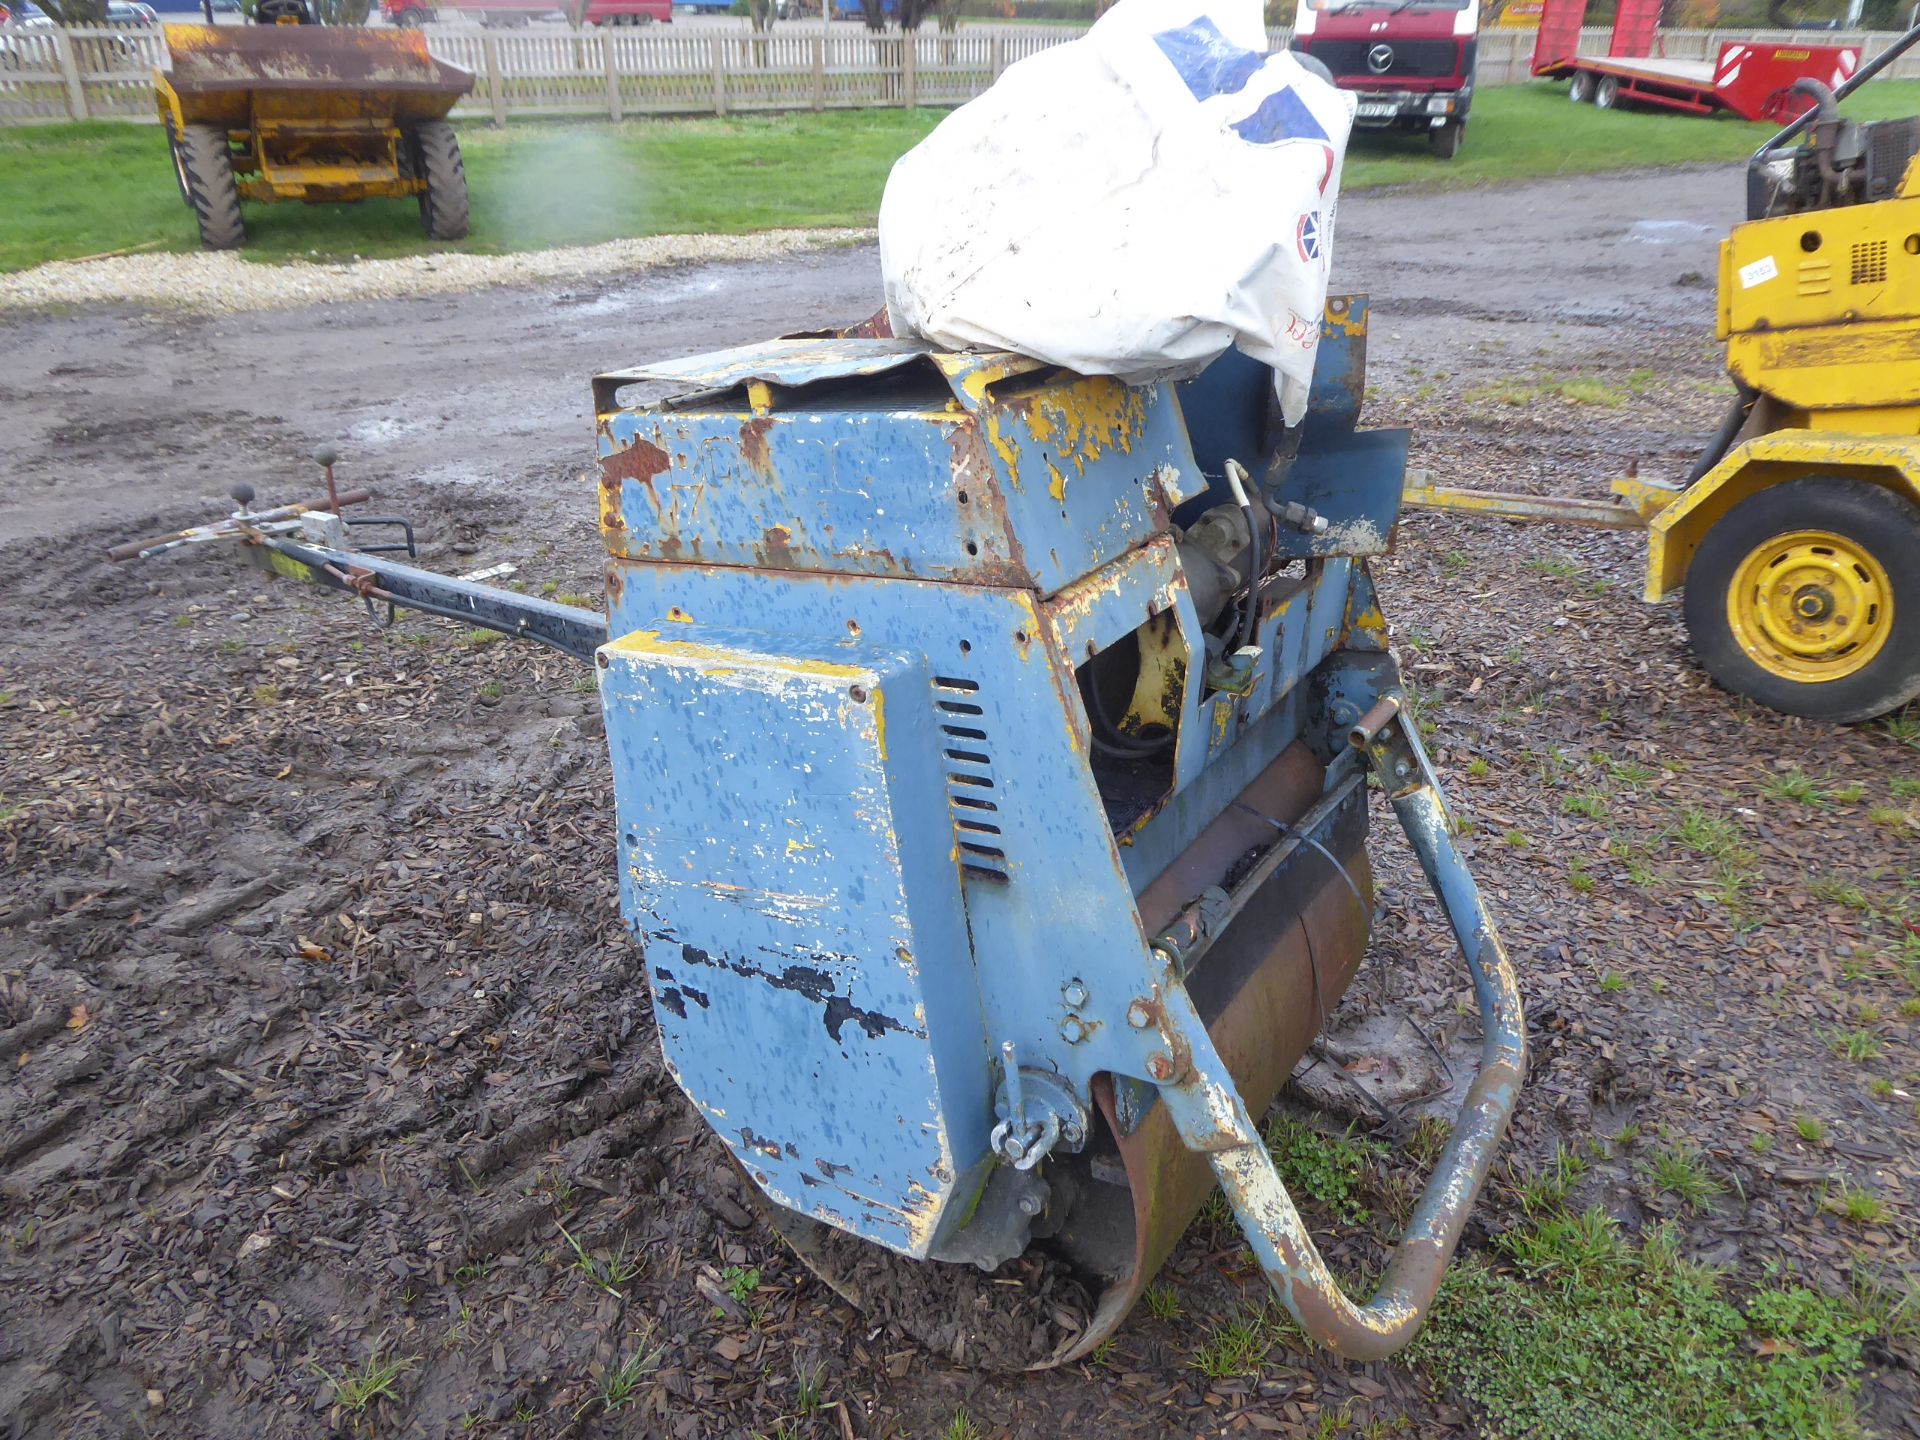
[0,108,940,270]
[1643,1143,1724,1211]
[1192,1309,1276,1381]
[598,1335,665,1414]
[1412,1208,1877,1440]
[1262,1115,1383,1225]
[311,1350,415,1414]
[13,79,1920,271]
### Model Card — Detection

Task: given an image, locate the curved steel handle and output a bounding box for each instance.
[1150,710,1526,1361]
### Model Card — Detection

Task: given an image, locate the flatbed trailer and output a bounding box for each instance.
[1532,0,1857,122]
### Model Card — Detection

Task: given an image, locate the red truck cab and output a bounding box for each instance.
[1290,0,1479,159]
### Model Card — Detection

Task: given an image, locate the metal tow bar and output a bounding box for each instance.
[1143,701,1526,1361]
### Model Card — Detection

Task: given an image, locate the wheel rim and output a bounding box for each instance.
[1726,529,1893,683]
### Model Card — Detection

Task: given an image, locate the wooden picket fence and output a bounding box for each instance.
[6,22,1920,127]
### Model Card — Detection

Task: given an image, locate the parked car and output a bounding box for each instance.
[106,1,158,25]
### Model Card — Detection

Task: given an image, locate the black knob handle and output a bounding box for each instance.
[230,482,256,509]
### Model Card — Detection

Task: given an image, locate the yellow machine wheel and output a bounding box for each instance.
[172,123,245,252]
[1683,476,1920,722]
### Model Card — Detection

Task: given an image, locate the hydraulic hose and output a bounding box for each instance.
[1684,381,1760,486]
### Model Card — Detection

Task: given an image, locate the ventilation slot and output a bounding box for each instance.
[1850,240,1888,285]
[1797,259,1832,297]
[935,676,1009,883]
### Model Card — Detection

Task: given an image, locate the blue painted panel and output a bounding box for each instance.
[595,347,1210,599]
[599,407,1005,582]
[599,625,990,1256]
[1269,427,1412,558]
[603,569,1175,1115]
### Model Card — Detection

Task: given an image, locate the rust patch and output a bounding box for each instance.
[740,416,777,479]
[760,525,798,569]
[601,437,671,487]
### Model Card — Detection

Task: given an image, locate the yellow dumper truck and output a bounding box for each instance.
[153,20,474,250]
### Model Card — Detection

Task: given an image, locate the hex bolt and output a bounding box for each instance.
[1018,1193,1043,1217]
[1061,979,1088,1009]
[1146,1053,1176,1081]
[1394,759,1411,779]
[1126,999,1154,1029]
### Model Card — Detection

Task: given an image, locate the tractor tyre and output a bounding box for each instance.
[175,123,245,251]
[1431,121,1463,159]
[412,120,470,242]
[1567,71,1592,103]
[1594,74,1620,109]
[1683,476,1920,722]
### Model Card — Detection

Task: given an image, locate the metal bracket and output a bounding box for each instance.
[990,1041,1090,1171]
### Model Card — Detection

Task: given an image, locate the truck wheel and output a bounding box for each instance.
[1683,476,1920,722]
[1431,122,1463,160]
[1594,74,1620,109]
[413,120,470,242]
[1568,71,1592,103]
[175,123,244,251]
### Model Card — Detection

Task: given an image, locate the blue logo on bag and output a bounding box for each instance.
[1152,16,1263,101]
[1231,85,1330,146]
[1296,211,1322,262]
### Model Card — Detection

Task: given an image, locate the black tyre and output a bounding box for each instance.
[1431,121,1462,159]
[396,8,427,25]
[412,120,470,242]
[1594,74,1620,109]
[1567,71,1592,103]
[1682,476,1920,722]
[175,122,244,250]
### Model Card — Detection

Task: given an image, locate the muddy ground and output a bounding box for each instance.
[1,166,1915,1439]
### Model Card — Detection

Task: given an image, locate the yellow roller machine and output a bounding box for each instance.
[1407,25,1920,723]
[153,16,474,250]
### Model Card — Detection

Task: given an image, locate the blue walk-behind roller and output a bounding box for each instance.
[588,297,1526,1368]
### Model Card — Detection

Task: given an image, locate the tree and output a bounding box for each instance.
[936,0,960,34]
[307,0,373,21]
[859,0,887,30]
[744,0,776,32]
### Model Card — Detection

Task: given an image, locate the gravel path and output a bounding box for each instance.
[0,228,874,316]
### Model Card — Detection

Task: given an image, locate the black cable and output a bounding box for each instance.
[1086,679,1171,758]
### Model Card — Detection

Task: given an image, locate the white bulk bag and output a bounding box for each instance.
[879,0,1355,426]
